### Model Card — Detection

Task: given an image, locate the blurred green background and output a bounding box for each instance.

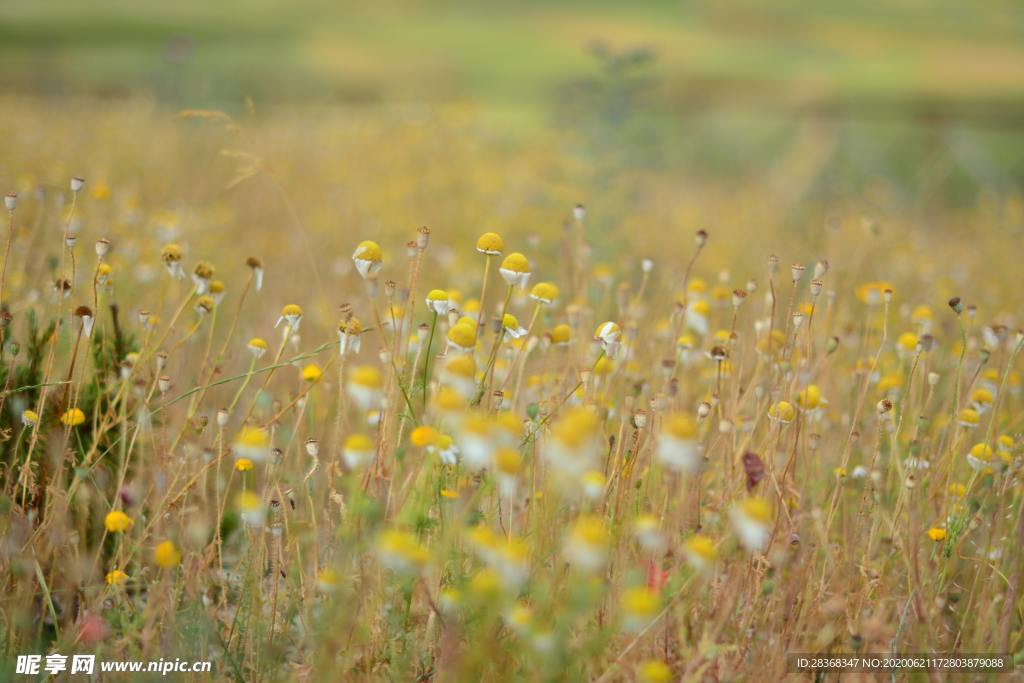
[2,0,1023,203]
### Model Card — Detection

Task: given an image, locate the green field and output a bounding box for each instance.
[3,0,1023,118]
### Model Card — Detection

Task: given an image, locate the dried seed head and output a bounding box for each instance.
[732,289,747,308]
[217,408,229,427]
[573,204,585,222]
[158,375,172,394]
[305,439,320,457]
[883,288,893,304]
[417,226,431,249]
[405,241,418,259]
[641,258,654,273]
[155,351,168,372]
[809,278,823,298]
[246,256,265,290]
[697,401,711,419]
[790,264,805,284]
[95,238,111,257]
[632,410,648,429]
[767,254,779,275]
[876,399,893,415]
[695,229,708,247]
[4,193,16,212]
[948,297,963,315]
[70,177,85,193]
[928,371,940,386]
[813,259,829,278]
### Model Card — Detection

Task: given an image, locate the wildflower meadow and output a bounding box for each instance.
[2,2,1024,681]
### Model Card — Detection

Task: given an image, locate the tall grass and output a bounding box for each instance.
[0,99,1022,681]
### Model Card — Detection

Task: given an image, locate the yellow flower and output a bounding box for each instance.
[592,356,614,376]
[664,414,697,439]
[550,323,571,346]
[796,384,823,410]
[160,243,183,263]
[377,529,429,573]
[349,365,383,389]
[476,232,505,255]
[594,321,621,345]
[247,337,268,357]
[105,569,128,586]
[620,586,660,631]
[927,527,947,542]
[61,408,86,427]
[911,305,933,324]
[301,363,323,382]
[276,303,303,330]
[856,281,893,304]
[738,497,772,524]
[957,408,980,428]
[154,540,182,568]
[684,534,718,569]
[494,448,522,476]
[351,240,384,278]
[638,660,673,683]
[425,288,450,315]
[499,252,531,286]
[447,322,477,351]
[768,401,795,424]
[235,458,254,472]
[433,386,467,413]
[410,425,438,447]
[104,510,134,533]
[343,433,375,470]
[234,426,271,462]
[970,388,993,411]
[897,332,918,353]
[529,281,559,304]
[236,490,266,526]
[352,239,382,262]
[469,567,502,598]
[21,409,39,427]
